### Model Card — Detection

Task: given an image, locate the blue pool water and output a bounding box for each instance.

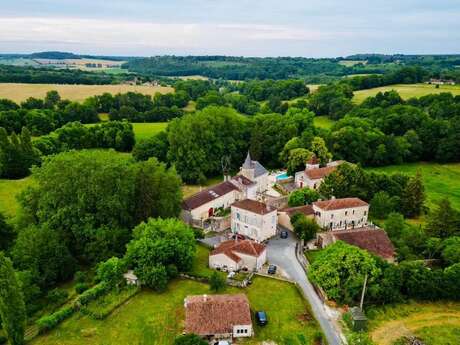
[276,172,290,180]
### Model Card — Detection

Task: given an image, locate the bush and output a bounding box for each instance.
[74,271,87,284]
[46,288,69,306]
[36,305,75,333]
[75,283,89,294]
[76,283,108,305]
[0,335,7,345]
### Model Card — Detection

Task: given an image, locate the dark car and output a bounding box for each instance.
[267,264,277,274]
[255,311,268,326]
[232,233,245,240]
[280,230,288,239]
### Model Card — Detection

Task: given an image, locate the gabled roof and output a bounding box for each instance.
[185,294,252,336]
[313,197,368,211]
[332,228,395,259]
[232,199,276,215]
[241,152,268,178]
[304,166,337,180]
[231,175,256,186]
[242,152,252,169]
[279,205,314,217]
[182,181,239,211]
[211,239,266,262]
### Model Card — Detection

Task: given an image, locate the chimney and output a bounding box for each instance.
[331,196,336,200]
[203,294,208,302]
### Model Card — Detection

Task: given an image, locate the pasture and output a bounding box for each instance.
[313,115,336,129]
[0,177,34,217]
[366,162,460,211]
[30,277,322,345]
[353,83,460,103]
[0,83,173,103]
[131,122,168,141]
[368,301,460,345]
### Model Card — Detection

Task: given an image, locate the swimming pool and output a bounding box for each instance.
[276,172,291,180]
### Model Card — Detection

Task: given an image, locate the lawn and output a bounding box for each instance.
[182,176,224,199]
[313,116,335,130]
[0,83,173,103]
[0,176,34,217]
[353,83,460,104]
[187,244,217,278]
[365,162,460,211]
[31,277,322,345]
[131,122,168,141]
[368,301,460,345]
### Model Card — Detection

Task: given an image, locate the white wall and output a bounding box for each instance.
[189,190,240,221]
[209,253,240,271]
[235,249,267,271]
[231,207,277,242]
[233,324,253,338]
[294,171,322,189]
[313,205,369,230]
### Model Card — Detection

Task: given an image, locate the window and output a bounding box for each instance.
[352,210,355,215]
[364,211,367,215]
[345,211,348,216]
[331,214,334,219]
[237,212,240,220]
[244,329,248,334]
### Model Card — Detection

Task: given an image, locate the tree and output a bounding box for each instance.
[370,191,398,219]
[96,257,126,289]
[0,253,26,345]
[132,131,169,162]
[442,237,460,265]
[209,271,226,292]
[288,188,320,207]
[0,212,15,251]
[308,241,381,304]
[425,198,459,238]
[125,218,196,291]
[286,148,312,176]
[401,171,425,217]
[44,90,61,109]
[292,214,320,242]
[310,137,332,166]
[174,334,207,345]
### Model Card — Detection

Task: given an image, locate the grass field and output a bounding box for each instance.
[31,277,322,345]
[0,83,173,103]
[313,115,336,129]
[368,301,460,345]
[366,162,460,211]
[353,83,460,103]
[131,122,168,141]
[0,177,34,217]
[182,176,224,199]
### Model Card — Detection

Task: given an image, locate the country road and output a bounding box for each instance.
[266,233,344,345]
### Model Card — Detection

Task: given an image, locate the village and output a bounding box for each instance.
[174,152,395,345]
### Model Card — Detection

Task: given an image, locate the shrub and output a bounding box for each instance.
[36,305,75,333]
[76,283,108,305]
[75,282,89,294]
[46,288,69,306]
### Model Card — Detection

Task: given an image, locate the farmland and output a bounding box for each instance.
[368,301,460,345]
[353,83,460,103]
[30,277,322,345]
[366,162,460,211]
[131,122,168,141]
[0,83,173,103]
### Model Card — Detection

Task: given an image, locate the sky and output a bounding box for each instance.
[1,0,459,57]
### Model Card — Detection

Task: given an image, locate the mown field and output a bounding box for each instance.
[353,83,460,103]
[131,122,168,141]
[368,301,460,345]
[366,162,460,211]
[31,277,322,345]
[313,115,336,129]
[0,176,34,217]
[0,83,173,103]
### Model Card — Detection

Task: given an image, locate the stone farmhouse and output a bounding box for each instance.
[231,199,277,242]
[184,294,253,341]
[209,239,267,272]
[294,158,344,189]
[317,227,396,262]
[313,197,369,231]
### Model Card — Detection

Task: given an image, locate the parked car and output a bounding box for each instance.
[214,341,231,345]
[267,264,277,274]
[280,230,288,239]
[255,311,268,326]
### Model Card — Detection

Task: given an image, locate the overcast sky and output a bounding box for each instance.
[1,0,459,57]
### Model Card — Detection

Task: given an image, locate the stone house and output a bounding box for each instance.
[209,239,266,272]
[239,152,269,194]
[294,159,344,189]
[278,205,315,231]
[313,197,369,230]
[231,199,277,242]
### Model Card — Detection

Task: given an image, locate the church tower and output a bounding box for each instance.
[240,152,255,181]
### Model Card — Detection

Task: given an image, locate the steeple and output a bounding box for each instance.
[243,151,252,169]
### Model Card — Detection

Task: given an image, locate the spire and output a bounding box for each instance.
[243,151,252,169]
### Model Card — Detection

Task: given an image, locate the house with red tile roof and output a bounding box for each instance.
[231,199,277,242]
[294,160,344,189]
[209,239,267,272]
[317,227,396,263]
[278,205,315,231]
[313,197,369,230]
[184,294,253,341]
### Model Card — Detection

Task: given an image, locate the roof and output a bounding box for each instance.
[313,197,368,211]
[241,152,268,178]
[182,181,239,211]
[330,227,395,259]
[185,294,252,336]
[232,199,276,215]
[232,175,256,186]
[279,205,314,217]
[305,166,337,180]
[306,155,319,165]
[211,239,266,262]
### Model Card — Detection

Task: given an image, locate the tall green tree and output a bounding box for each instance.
[0,253,26,345]
[291,214,320,242]
[370,191,398,219]
[425,198,459,238]
[401,171,425,217]
[310,136,332,166]
[286,148,312,176]
[288,188,320,207]
[0,212,15,251]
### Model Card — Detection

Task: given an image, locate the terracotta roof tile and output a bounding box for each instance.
[280,205,315,217]
[182,181,239,211]
[305,166,337,180]
[185,294,252,336]
[313,197,368,211]
[232,199,276,215]
[211,239,266,262]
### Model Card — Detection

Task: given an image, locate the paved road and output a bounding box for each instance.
[266,233,344,345]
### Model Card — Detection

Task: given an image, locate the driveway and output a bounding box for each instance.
[266,232,344,345]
